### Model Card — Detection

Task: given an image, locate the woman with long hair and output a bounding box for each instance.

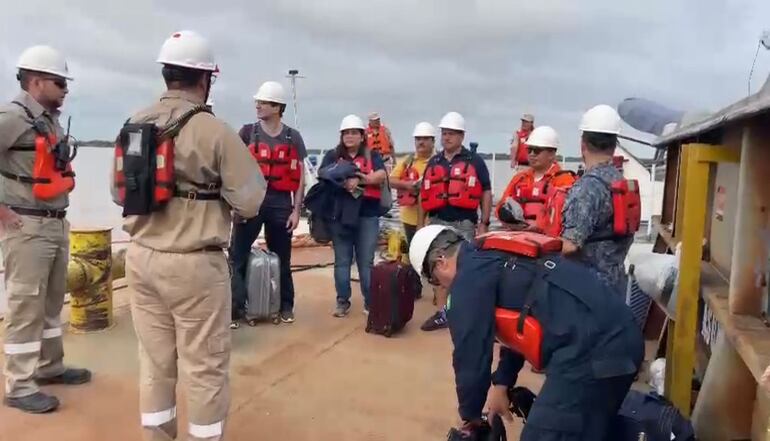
[318,114,387,317]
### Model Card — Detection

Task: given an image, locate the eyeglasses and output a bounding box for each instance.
[527,147,551,155]
[45,78,67,90]
[423,259,440,286]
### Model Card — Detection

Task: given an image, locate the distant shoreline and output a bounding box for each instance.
[75,140,583,162]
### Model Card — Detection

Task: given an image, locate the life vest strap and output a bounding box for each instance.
[173,189,221,201]
[0,169,50,184]
[9,206,67,219]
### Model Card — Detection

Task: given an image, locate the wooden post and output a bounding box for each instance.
[667,144,710,415]
[729,120,770,315]
[691,332,754,440]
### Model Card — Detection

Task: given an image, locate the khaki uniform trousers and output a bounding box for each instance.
[1,215,68,398]
[126,243,232,441]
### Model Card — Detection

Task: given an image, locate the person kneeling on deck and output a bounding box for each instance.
[389,122,436,245]
[409,227,643,440]
[418,111,492,331]
[559,105,639,295]
[496,126,575,232]
[229,81,308,328]
[0,45,91,414]
[112,30,265,441]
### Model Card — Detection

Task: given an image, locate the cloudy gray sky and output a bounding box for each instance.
[2,0,769,158]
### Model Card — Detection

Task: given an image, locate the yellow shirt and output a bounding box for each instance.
[390,154,430,226]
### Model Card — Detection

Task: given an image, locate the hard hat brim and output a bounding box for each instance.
[16,65,73,80]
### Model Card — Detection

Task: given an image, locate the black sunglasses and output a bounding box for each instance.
[527,147,552,155]
[46,78,67,89]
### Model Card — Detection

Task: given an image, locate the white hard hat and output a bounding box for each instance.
[413,122,436,138]
[438,111,465,132]
[253,81,286,104]
[409,224,452,277]
[16,45,72,80]
[157,30,218,72]
[339,114,365,131]
[526,126,559,150]
[579,104,621,135]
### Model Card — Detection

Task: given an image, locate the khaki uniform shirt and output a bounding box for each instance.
[0,91,68,210]
[113,90,265,252]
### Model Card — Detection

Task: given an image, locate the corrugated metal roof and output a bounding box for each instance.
[655,74,770,146]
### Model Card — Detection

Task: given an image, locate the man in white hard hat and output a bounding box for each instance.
[111,30,265,440]
[389,122,436,245]
[366,112,395,170]
[496,126,576,231]
[229,80,308,327]
[510,113,535,169]
[0,45,91,413]
[408,225,643,441]
[560,104,635,294]
[417,111,492,331]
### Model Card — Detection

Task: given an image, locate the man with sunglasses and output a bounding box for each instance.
[114,31,265,440]
[496,126,576,231]
[0,45,91,414]
[409,225,643,441]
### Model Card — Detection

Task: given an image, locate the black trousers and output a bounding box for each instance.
[229,204,295,319]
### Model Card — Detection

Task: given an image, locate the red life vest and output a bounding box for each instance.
[397,156,420,207]
[420,159,482,212]
[475,230,563,371]
[114,106,219,216]
[0,101,75,200]
[514,129,531,166]
[365,125,392,156]
[351,155,381,200]
[248,124,302,192]
[537,174,641,239]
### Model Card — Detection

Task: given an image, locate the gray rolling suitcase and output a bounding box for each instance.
[245,247,281,322]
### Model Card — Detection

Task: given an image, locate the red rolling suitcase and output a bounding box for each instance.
[366,261,421,337]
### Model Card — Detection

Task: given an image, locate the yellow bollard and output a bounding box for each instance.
[68,228,114,333]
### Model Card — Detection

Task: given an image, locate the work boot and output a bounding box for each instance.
[4,392,60,414]
[333,303,351,318]
[36,368,92,386]
[421,309,448,331]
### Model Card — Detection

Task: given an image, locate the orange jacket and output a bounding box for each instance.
[495,163,576,222]
[366,125,393,156]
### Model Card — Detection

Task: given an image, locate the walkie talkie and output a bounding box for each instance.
[54,116,77,171]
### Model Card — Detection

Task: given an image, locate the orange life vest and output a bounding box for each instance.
[513,129,531,166]
[537,174,641,240]
[248,124,302,192]
[396,156,420,207]
[496,164,575,226]
[0,101,75,200]
[420,158,482,212]
[365,125,392,156]
[475,230,563,371]
[351,155,382,200]
[114,106,219,216]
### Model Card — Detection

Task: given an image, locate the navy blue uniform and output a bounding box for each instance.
[425,147,491,224]
[447,242,643,440]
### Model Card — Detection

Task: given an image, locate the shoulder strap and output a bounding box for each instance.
[11,101,35,120]
[160,105,211,139]
[406,154,414,169]
[11,101,47,136]
[284,124,293,144]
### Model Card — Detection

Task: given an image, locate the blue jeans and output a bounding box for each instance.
[331,216,379,308]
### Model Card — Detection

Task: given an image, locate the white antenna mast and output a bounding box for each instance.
[286,69,306,129]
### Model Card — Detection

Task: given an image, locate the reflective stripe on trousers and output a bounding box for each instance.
[127,243,231,441]
[1,215,69,398]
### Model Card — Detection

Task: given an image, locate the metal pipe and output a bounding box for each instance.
[68,228,114,333]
